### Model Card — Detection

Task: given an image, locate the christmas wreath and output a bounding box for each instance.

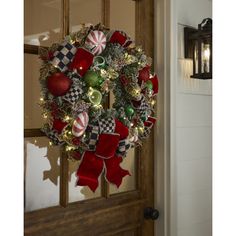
[39,23,159,192]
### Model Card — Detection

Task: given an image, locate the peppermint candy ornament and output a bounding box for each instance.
[85,30,106,55]
[72,112,89,137]
[129,134,138,143]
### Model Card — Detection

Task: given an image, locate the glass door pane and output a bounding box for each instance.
[24,137,60,212]
[24,0,61,46]
[70,0,103,32]
[24,54,44,129]
[110,0,135,39]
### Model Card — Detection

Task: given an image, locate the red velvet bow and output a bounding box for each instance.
[109,31,132,47]
[76,121,130,192]
[69,48,94,76]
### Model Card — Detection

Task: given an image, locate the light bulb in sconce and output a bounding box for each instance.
[203,46,210,60]
[202,44,210,73]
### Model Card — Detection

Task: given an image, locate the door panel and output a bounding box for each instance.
[24,0,61,46]
[24,137,60,212]
[24,0,155,235]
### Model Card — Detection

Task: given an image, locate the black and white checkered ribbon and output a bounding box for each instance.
[116,139,130,157]
[98,117,115,133]
[85,125,100,151]
[46,129,64,146]
[139,122,154,140]
[51,41,77,72]
[62,85,83,104]
[136,96,150,118]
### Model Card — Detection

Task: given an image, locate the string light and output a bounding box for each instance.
[43,113,48,119]
[39,97,44,102]
[34,139,37,144]
[138,126,144,134]
[150,99,156,106]
[66,146,74,152]
[49,141,53,146]
[64,115,70,121]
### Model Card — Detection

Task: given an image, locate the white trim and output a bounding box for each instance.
[154,0,177,235]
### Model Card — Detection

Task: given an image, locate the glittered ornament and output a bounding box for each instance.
[120,75,129,86]
[125,105,135,117]
[72,137,81,146]
[84,70,99,87]
[145,80,153,90]
[88,87,102,105]
[72,112,89,137]
[47,73,72,96]
[85,30,106,55]
[126,83,142,101]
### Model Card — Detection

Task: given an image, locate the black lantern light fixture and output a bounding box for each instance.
[184,18,212,79]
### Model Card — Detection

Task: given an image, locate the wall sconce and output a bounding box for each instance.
[184,18,212,79]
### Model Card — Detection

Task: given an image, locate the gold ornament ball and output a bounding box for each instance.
[88,87,102,105]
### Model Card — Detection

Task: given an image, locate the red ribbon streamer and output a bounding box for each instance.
[76,132,130,192]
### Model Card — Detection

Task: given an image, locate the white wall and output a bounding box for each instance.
[174,0,212,236]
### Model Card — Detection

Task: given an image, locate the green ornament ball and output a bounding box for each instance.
[146,80,153,90]
[125,105,135,117]
[84,71,99,87]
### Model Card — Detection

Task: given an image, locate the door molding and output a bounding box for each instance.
[154,0,177,235]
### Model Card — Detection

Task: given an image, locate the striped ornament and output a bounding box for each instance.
[72,112,89,137]
[129,134,138,143]
[85,30,106,55]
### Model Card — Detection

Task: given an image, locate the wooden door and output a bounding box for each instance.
[24,0,155,235]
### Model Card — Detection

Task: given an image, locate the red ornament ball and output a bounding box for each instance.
[47,73,72,96]
[72,137,81,146]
